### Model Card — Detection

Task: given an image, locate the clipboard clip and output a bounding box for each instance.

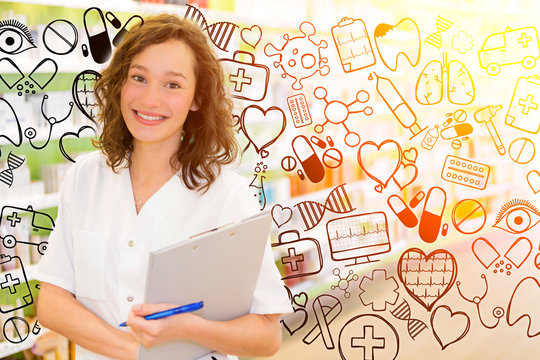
[338,17,354,27]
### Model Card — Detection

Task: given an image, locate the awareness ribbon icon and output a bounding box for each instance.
[0,152,25,187]
[425,16,453,49]
[390,300,428,340]
[184,4,238,52]
[294,184,355,230]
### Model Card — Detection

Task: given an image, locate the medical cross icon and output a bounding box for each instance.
[351,325,385,360]
[229,68,252,92]
[6,212,21,227]
[282,247,304,271]
[518,32,532,47]
[1,273,21,294]
[518,94,538,114]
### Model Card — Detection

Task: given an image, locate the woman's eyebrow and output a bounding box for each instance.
[129,64,187,80]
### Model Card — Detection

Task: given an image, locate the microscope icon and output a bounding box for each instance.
[313,87,373,147]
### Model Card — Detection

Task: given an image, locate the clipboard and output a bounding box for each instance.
[138,211,272,360]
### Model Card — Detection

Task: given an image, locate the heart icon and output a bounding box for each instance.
[397,248,457,311]
[280,308,308,335]
[392,162,418,190]
[292,292,308,308]
[72,70,101,124]
[271,204,293,228]
[59,125,96,163]
[403,147,418,163]
[240,25,263,49]
[358,140,402,190]
[527,170,540,194]
[431,305,471,350]
[241,105,286,156]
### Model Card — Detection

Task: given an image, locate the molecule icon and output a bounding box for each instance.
[313,87,373,147]
[331,268,359,298]
[264,21,330,90]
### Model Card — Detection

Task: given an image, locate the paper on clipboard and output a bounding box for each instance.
[331,17,376,73]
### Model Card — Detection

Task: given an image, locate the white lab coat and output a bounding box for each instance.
[34,151,291,360]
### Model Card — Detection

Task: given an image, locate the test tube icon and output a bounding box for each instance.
[372,72,427,139]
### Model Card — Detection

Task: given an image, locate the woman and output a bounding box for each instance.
[35,14,291,360]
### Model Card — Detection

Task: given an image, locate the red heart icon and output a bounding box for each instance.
[240,25,263,49]
[392,162,418,190]
[241,105,286,156]
[358,139,402,190]
[431,305,471,350]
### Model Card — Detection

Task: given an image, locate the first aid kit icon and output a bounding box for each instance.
[0,254,33,313]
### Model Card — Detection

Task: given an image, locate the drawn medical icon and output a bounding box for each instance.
[479,26,539,76]
[374,18,421,71]
[59,125,96,163]
[240,25,262,49]
[322,148,343,169]
[0,152,24,188]
[327,212,391,267]
[338,314,399,360]
[358,139,402,192]
[72,70,101,123]
[452,31,474,54]
[105,11,121,28]
[391,300,428,340]
[112,15,143,47]
[313,86,371,147]
[331,17,375,73]
[392,162,418,191]
[441,155,491,190]
[416,52,475,105]
[311,136,326,149]
[287,93,312,128]
[387,194,418,228]
[240,105,286,158]
[507,277,540,337]
[281,307,308,336]
[398,248,457,311]
[493,199,540,234]
[527,170,540,194]
[452,199,487,234]
[421,125,439,150]
[505,76,540,135]
[0,254,33,313]
[295,184,355,230]
[471,237,532,276]
[371,72,426,139]
[28,58,58,90]
[291,135,324,182]
[0,19,35,54]
[271,230,323,280]
[473,104,507,155]
[402,147,418,163]
[265,21,329,90]
[83,7,112,63]
[292,291,308,308]
[425,15,453,49]
[441,123,473,140]
[24,95,74,150]
[43,19,78,55]
[0,57,58,95]
[271,204,293,228]
[359,269,399,311]
[220,51,269,102]
[418,186,446,243]
[0,58,23,89]
[331,268,359,298]
[472,237,502,269]
[280,156,296,172]
[3,316,29,344]
[250,162,267,210]
[457,274,504,329]
[184,4,238,52]
[430,305,470,350]
[410,191,425,208]
[509,137,536,164]
[303,294,342,349]
[32,319,41,335]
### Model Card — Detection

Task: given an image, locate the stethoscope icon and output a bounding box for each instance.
[24,95,74,150]
[456,274,505,329]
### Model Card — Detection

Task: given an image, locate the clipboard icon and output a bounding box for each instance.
[331,17,376,73]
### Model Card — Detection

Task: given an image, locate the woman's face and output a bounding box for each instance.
[121,39,198,151]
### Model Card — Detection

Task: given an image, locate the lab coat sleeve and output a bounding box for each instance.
[33,161,78,294]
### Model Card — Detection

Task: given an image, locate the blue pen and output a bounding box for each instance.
[119,301,204,327]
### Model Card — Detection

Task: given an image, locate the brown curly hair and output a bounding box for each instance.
[93,14,238,193]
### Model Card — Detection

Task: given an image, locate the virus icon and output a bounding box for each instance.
[264,21,330,90]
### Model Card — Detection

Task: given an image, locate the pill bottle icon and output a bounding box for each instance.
[422,125,439,150]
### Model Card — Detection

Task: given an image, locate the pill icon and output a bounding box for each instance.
[297,169,305,180]
[310,135,327,149]
[452,199,486,234]
[326,136,334,147]
[535,253,540,270]
[508,137,536,164]
[388,194,418,228]
[443,117,453,127]
[441,223,448,236]
[472,237,500,269]
[292,135,324,183]
[504,237,532,269]
[105,11,121,28]
[281,156,297,172]
[322,148,343,168]
[409,191,425,208]
[441,123,473,139]
[451,139,462,149]
[454,109,467,122]
[3,317,29,344]
[418,186,446,243]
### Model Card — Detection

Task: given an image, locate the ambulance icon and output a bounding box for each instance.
[478,26,540,75]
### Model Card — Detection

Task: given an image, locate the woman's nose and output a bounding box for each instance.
[140,84,162,107]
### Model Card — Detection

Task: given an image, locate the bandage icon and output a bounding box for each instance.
[418,187,446,243]
[302,294,342,349]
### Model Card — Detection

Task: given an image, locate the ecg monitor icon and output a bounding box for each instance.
[326,212,391,266]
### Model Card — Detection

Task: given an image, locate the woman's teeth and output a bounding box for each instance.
[136,111,165,121]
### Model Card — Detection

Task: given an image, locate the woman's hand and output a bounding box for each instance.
[126,303,202,348]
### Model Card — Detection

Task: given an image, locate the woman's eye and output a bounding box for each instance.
[166,82,180,89]
[0,19,36,54]
[493,199,540,234]
[131,75,145,82]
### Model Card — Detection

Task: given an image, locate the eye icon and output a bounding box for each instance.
[493,199,540,234]
[0,19,36,55]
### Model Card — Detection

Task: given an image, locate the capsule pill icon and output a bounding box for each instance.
[292,135,325,183]
[388,194,418,228]
[419,186,446,243]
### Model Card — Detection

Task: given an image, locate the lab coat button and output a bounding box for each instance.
[128,240,134,247]
[127,296,134,302]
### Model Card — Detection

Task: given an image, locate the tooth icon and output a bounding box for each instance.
[374,18,421,71]
[507,277,540,337]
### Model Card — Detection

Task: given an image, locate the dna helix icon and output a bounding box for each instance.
[390,299,428,340]
[184,4,238,52]
[0,152,25,187]
[425,15,453,49]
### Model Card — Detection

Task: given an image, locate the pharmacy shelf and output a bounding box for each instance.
[0,327,49,358]
[0,263,38,283]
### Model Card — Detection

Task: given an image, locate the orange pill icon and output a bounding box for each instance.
[292,135,325,183]
[388,194,418,228]
[419,186,446,243]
